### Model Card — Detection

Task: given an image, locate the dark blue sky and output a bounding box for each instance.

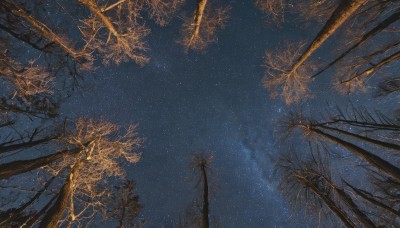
[59,1,397,227]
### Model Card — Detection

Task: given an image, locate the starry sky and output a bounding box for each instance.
[58,0,397,227]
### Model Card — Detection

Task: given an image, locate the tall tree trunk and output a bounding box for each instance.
[23,194,58,227]
[310,127,400,180]
[0,23,49,52]
[0,174,58,225]
[0,148,80,180]
[0,98,58,118]
[1,0,84,62]
[313,9,400,77]
[341,49,400,84]
[78,0,120,39]
[288,0,366,76]
[334,187,376,227]
[39,158,82,228]
[318,125,400,151]
[190,0,208,44]
[301,179,355,227]
[118,203,126,228]
[0,135,58,154]
[366,40,400,60]
[344,181,400,217]
[200,164,209,228]
[328,119,400,131]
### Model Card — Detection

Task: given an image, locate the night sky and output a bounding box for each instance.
[56,0,397,227]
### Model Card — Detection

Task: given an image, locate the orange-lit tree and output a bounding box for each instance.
[0,118,142,227]
[179,0,230,51]
[262,0,367,104]
[38,118,142,227]
[78,0,150,65]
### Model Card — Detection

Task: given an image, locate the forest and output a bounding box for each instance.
[0,0,399,227]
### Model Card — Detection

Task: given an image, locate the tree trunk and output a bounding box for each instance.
[191,0,208,43]
[200,164,209,228]
[118,203,126,228]
[23,194,58,227]
[302,179,355,227]
[0,23,49,52]
[311,127,400,180]
[334,187,376,227]
[0,135,58,154]
[0,98,58,118]
[313,9,400,78]
[345,181,400,217]
[328,119,400,131]
[288,0,366,75]
[0,148,80,180]
[366,40,400,60]
[341,49,400,84]
[1,0,84,62]
[39,158,82,228]
[318,125,400,151]
[78,0,120,39]
[0,174,58,225]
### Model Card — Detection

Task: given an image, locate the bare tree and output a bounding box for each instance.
[288,0,366,68]
[344,180,400,217]
[328,106,400,131]
[262,41,314,104]
[107,180,144,228]
[0,148,82,180]
[78,0,150,65]
[369,174,400,213]
[277,148,356,227]
[0,126,59,155]
[39,156,83,228]
[0,173,59,226]
[0,39,59,118]
[179,1,230,51]
[337,49,400,93]
[262,0,366,104]
[0,109,62,156]
[0,1,94,95]
[313,9,400,78]
[279,110,400,180]
[39,118,142,227]
[0,118,142,227]
[0,57,54,99]
[332,185,375,227]
[174,153,216,228]
[0,0,92,67]
[316,124,400,151]
[0,2,151,226]
[0,95,60,119]
[23,194,59,227]
[191,154,213,228]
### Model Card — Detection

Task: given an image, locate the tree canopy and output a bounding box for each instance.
[0,0,399,226]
